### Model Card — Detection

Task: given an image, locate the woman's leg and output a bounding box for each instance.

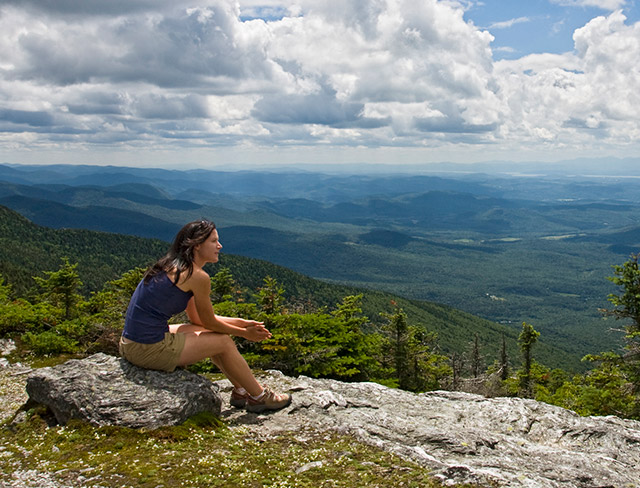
[209,354,241,388]
[169,324,242,388]
[169,323,262,396]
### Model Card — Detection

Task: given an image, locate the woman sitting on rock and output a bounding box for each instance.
[119,219,291,413]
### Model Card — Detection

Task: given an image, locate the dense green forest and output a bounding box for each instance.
[0,206,168,295]
[1,205,639,419]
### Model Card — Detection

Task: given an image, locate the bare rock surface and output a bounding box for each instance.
[25,353,221,429]
[216,371,640,488]
[19,355,640,487]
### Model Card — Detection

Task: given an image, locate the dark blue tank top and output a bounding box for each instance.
[123,272,194,344]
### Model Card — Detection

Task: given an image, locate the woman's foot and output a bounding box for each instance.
[230,387,249,408]
[246,387,292,413]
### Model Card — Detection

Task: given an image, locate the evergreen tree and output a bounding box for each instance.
[500,333,509,381]
[450,352,464,390]
[470,333,482,378]
[257,294,375,380]
[0,273,60,337]
[518,322,540,398]
[332,294,366,325]
[329,294,376,380]
[379,302,451,392]
[602,253,640,396]
[257,276,285,315]
[382,303,411,390]
[211,267,237,303]
[87,267,145,325]
[33,257,83,320]
[406,326,451,392]
[0,275,11,303]
[107,266,145,296]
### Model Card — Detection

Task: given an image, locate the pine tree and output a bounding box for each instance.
[257,276,285,315]
[33,257,83,320]
[0,275,11,303]
[601,253,640,409]
[450,352,464,390]
[382,303,411,390]
[518,322,540,398]
[87,267,145,324]
[500,333,509,381]
[470,333,482,378]
[211,267,236,303]
[407,326,451,392]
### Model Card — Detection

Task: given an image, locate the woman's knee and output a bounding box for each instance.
[216,334,237,354]
[180,332,232,365]
[193,332,235,355]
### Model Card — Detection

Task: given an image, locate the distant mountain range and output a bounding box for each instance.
[256,157,640,177]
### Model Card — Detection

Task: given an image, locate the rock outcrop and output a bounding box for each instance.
[25,353,221,429]
[217,371,640,488]
[23,355,640,487]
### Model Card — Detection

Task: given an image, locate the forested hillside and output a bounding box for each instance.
[0,205,167,294]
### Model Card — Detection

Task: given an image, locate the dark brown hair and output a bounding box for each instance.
[144,219,216,285]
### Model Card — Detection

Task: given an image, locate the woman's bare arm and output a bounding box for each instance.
[185,270,270,341]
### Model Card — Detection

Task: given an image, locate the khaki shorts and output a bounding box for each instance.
[119,332,186,373]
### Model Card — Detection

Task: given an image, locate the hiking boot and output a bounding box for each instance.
[230,388,249,408]
[246,387,292,413]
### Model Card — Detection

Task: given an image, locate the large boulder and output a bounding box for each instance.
[26,353,221,429]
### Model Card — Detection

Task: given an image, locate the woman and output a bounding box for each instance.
[119,219,291,413]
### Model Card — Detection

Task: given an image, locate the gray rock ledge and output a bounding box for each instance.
[26,353,221,429]
[217,371,640,488]
[21,356,640,487]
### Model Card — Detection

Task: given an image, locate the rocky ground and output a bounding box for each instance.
[0,364,29,424]
[1,357,443,488]
[3,351,640,488]
[215,370,640,488]
[1,361,64,488]
[0,339,30,426]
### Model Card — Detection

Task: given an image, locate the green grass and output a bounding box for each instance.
[0,409,483,488]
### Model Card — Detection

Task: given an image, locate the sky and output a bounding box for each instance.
[0,0,639,170]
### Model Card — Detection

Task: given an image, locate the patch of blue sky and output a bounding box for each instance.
[239,5,290,22]
[465,0,639,60]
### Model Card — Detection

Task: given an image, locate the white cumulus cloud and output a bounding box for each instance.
[495,10,640,149]
[0,0,638,164]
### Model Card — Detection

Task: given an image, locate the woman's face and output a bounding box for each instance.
[195,229,222,264]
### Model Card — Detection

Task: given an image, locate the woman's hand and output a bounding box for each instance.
[218,316,264,329]
[238,319,265,329]
[242,323,272,342]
